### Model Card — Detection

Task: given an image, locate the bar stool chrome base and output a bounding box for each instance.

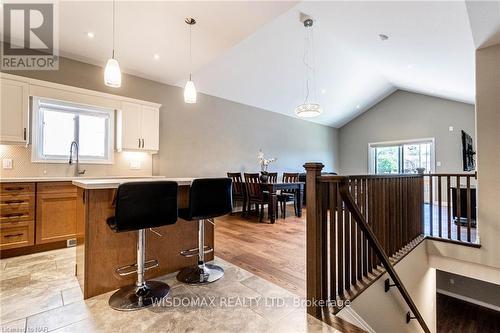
[108,281,170,311]
[176,263,224,284]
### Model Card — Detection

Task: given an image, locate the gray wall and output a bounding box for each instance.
[339,90,475,175]
[4,56,339,177]
[437,270,500,308]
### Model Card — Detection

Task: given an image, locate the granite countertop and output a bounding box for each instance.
[0,175,166,183]
[72,177,194,189]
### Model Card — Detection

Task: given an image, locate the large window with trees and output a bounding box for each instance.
[369,139,434,174]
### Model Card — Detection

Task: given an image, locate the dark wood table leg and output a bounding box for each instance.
[269,189,277,224]
[296,186,303,217]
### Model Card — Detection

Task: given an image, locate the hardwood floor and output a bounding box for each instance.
[215,204,306,297]
[424,203,478,243]
[437,293,500,333]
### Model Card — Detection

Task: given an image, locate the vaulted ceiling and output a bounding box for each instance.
[2,1,499,127]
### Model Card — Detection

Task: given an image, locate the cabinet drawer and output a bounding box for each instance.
[0,221,34,250]
[0,183,35,195]
[0,208,34,223]
[1,193,34,207]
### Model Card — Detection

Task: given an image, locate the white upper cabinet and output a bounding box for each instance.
[117,102,160,152]
[119,102,143,150]
[1,78,29,144]
[141,106,159,151]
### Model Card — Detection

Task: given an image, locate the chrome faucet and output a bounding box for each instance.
[69,141,86,177]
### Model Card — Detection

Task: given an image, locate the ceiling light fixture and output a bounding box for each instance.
[379,34,389,41]
[184,17,197,104]
[356,104,361,109]
[295,16,322,118]
[86,32,95,39]
[153,54,160,60]
[104,0,121,88]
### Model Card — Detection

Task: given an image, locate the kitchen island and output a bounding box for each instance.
[72,178,214,299]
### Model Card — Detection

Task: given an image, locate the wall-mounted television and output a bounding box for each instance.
[461,130,476,172]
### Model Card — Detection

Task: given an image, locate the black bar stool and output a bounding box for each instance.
[106,181,178,311]
[177,178,232,284]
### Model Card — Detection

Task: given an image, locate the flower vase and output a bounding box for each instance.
[260,172,269,183]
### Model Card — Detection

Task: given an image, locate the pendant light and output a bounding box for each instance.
[184,18,197,104]
[295,17,322,118]
[104,0,121,88]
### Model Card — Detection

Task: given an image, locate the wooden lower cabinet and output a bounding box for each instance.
[0,182,35,250]
[36,182,77,244]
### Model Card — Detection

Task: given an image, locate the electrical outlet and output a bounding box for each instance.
[449,278,455,285]
[449,126,454,132]
[129,160,141,170]
[2,159,12,169]
[436,161,442,167]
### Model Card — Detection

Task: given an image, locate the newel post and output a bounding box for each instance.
[303,162,324,318]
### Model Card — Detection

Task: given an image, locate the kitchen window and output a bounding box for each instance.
[31,98,114,163]
[368,138,435,174]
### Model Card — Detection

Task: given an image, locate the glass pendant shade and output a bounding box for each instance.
[295,103,323,118]
[184,79,197,103]
[104,58,121,88]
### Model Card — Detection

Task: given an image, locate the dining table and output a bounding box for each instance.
[259,182,304,223]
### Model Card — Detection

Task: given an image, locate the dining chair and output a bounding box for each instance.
[278,172,299,219]
[227,172,247,216]
[244,173,267,222]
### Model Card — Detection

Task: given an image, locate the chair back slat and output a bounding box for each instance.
[282,173,299,194]
[283,172,299,183]
[244,173,262,200]
[227,172,245,197]
[268,172,278,184]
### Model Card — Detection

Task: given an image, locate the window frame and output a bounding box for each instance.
[368,138,435,174]
[31,97,115,164]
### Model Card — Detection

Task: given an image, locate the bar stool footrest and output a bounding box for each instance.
[115,259,159,276]
[180,245,214,258]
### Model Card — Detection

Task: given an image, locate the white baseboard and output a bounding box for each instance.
[437,289,500,312]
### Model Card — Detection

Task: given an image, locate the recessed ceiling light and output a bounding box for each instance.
[153,54,160,60]
[379,34,389,41]
[86,32,95,39]
[321,89,326,94]
[356,104,361,109]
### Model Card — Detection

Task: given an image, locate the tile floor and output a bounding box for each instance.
[0,248,341,333]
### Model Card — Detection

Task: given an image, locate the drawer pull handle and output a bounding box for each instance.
[4,187,24,191]
[3,213,25,218]
[4,200,25,204]
[4,233,23,238]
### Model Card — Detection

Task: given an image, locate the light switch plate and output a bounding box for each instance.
[436,161,442,167]
[2,159,13,169]
[449,126,454,132]
[129,160,141,170]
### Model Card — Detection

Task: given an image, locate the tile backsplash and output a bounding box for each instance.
[0,145,153,178]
